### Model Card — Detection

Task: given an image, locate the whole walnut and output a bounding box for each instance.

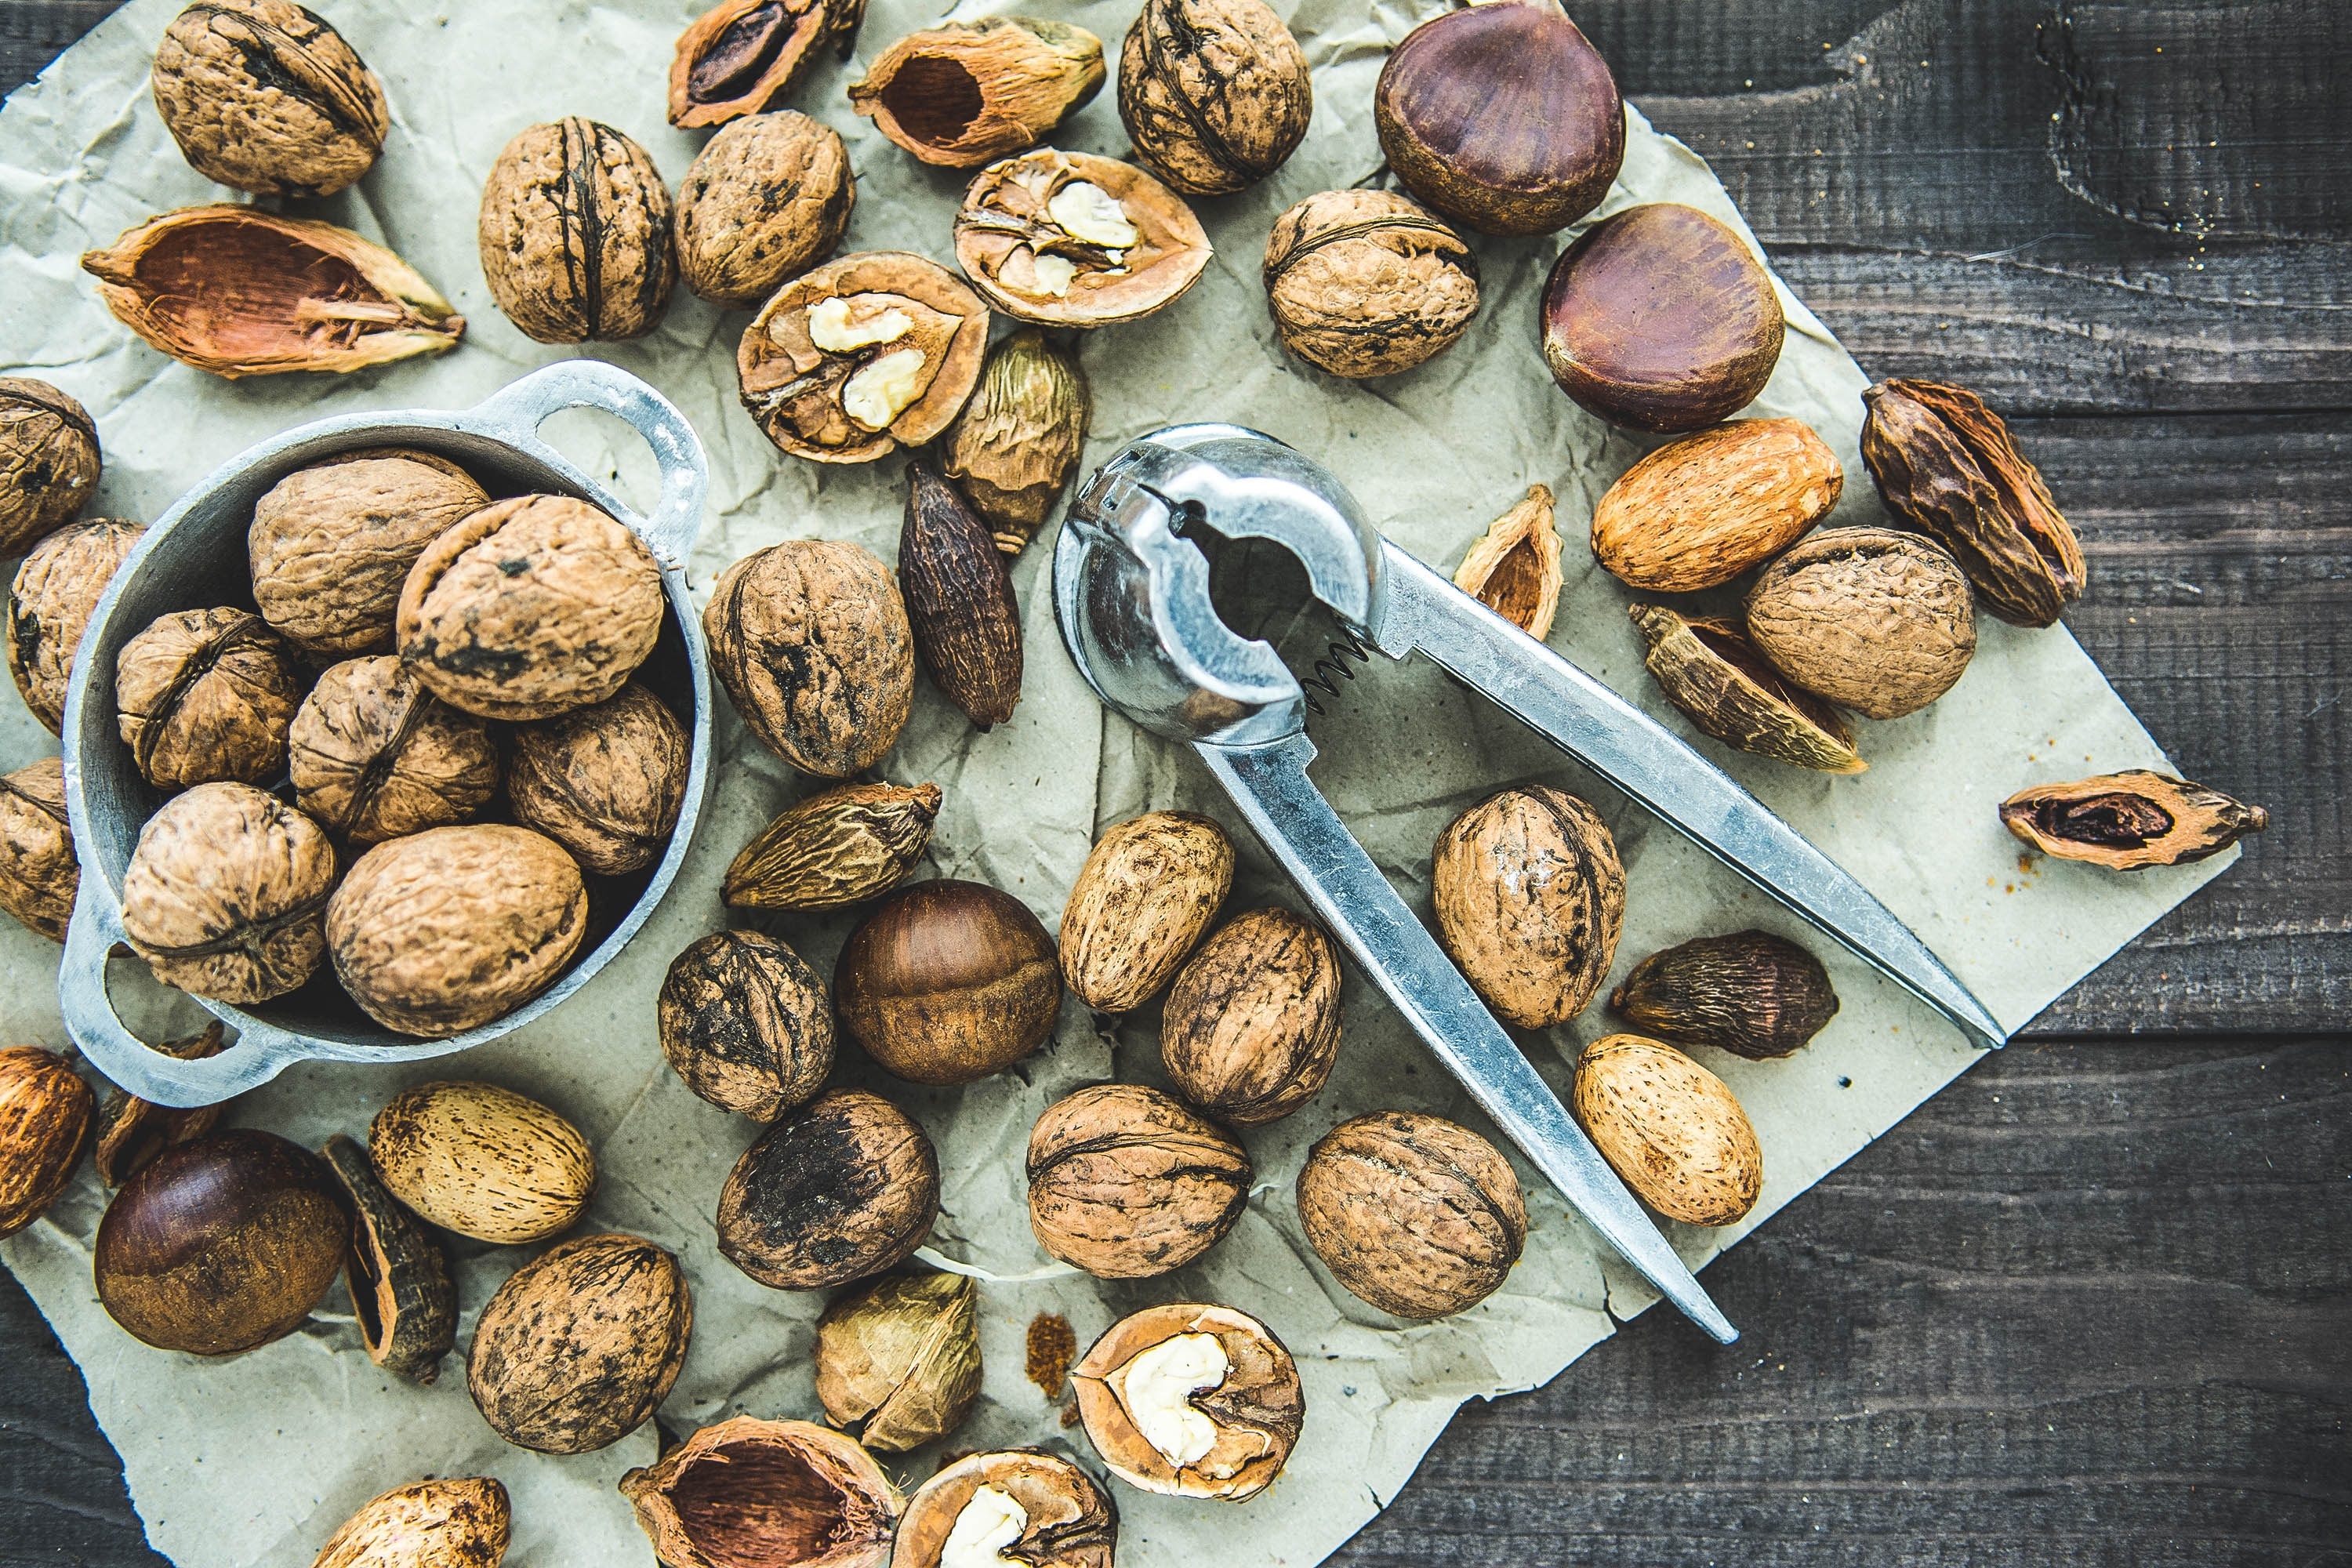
[114,607,304,789]
[510,684,690,876]
[150,0,388,198]
[119,781,336,1004]
[0,378,101,555]
[479,118,676,343]
[288,656,499,844]
[249,449,489,657]
[1027,1083,1251,1279]
[1744,526,1977,720]
[1161,907,1341,1127]
[1120,0,1311,196]
[658,930,834,1122]
[704,540,913,777]
[675,112,855,309]
[1296,1110,1527,1319]
[9,518,143,734]
[717,1088,939,1290]
[1432,785,1625,1030]
[398,495,666,722]
[0,757,78,942]
[1265,191,1479,379]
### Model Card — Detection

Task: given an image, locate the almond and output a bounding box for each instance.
[1591,418,1842,593]
[1059,811,1235,1013]
[1570,1034,1762,1227]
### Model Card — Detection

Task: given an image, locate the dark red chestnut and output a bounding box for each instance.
[836,879,1062,1085]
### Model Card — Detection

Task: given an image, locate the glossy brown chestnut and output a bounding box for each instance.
[836,880,1062,1085]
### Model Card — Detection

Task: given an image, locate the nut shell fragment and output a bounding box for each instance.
[477,119,675,344]
[1630,604,1864,775]
[0,379,101,556]
[509,683,690,876]
[955,150,1212,328]
[724,782,940,911]
[676,111,855,308]
[1744,526,1976,720]
[120,782,336,1004]
[1120,0,1311,195]
[151,0,387,198]
[0,1047,93,1240]
[717,1089,939,1290]
[706,540,914,775]
[310,1478,510,1568]
[2000,770,2267,869]
[1026,1084,1250,1278]
[321,1133,456,1385]
[621,1416,900,1568]
[1610,930,1841,1060]
[367,1080,597,1245]
[1592,419,1842,593]
[940,329,1090,554]
[249,449,489,658]
[851,18,1105,168]
[1571,1034,1763,1227]
[658,930,835,1121]
[1161,907,1341,1127]
[1296,1110,1526,1319]
[1265,189,1479,379]
[1073,1303,1301,1501]
[815,1270,982,1453]
[1431,785,1625,1030]
[901,460,1024,727]
[1058,809,1234,1014]
[93,1024,227,1188]
[670,0,872,129]
[468,1232,691,1454]
[115,607,303,788]
[1452,485,1561,641]
[0,757,79,942]
[891,1449,1116,1568]
[289,656,501,844]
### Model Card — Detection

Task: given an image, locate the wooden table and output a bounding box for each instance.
[3,2,2346,1563]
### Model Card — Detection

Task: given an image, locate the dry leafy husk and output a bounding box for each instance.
[82,206,463,377]
[1999,770,2268,869]
[1264,189,1479,379]
[1744,525,1976,720]
[901,460,1023,727]
[890,1448,1116,1568]
[249,448,489,658]
[1610,930,1841,1060]
[1026,1083,1250,1279]
[92,1022,227,1187]
[1452,485,1560,640]
[151,0,387,198]
[621,1416,901,1568]
[670,0,872,129]
[119,782,336,1004]
[658,929,836,1122]
[0,1046,93,1239]
[955,150,1212,328]
[508,683,689,876]
[368,1080,597,1245]
[310,1478,510,1568]
[1058,809,1233,1014]
[938,329,1089,554]
[0,756,78,942]
[477,118,675,343]
[1571,1034,1763,1227]
[1120,0,1310,194]
[1072,1303,1302,1501]
[1629,604,1864,775]
[815,1270,982,1452]
[836,880,1062,1085]
[320,1133,456,1385]
[717,1088,940,1290]
[677,111,855,308]
[469,1233,691,1455]
[1296,1110,1526,1318]
[1431,785,1624,1029]
[1162,907,1341,1127]
[115,606,303,788]
[1592,419,1844,592]
[724,782,941,910]
[706,540,914,775]
[0,378,100,555]
[289,656,499,844]
[851,17,1105,167]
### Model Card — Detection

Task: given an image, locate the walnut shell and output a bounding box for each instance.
[1161,907,1341,1127]
[850,18,1105,168]
[0,757,78,942]
[326,825,587,1037]
[0,378,100,556]
[310,1478,509,1568]
[2000,769,2269,869]
[320,1133,457,1385]
[368,1080,597,1245]
[468,1232,691,1454]
[1263,189,1478,379]
[397,494,666,723]
[119,781,336,1004]
[1592,419,1844,593]
[1743,525,1977,720]
[705,539,913,776]
[955,150,1213,329]
[657,930,835,1122]
[891,1449,1116,1568]
[289,656,500,844]
[815,1270,982,1453]
[1026,1083,1250,1278]
[509,683,690,876]
[676,111,855,309]
[1431,786,1625,1030]
[1071,1303,1301,1501]
[1629,604,1865,775]
[1570,1034,1763,1227]
[670,0,873,130]
[115,606,303,788]
[717,1088,940,1290]
[1296,1110,1526,1318]
[250,449,489,658]
[622,1417,900,1568]
[9,519,143,733]
[1120,0,1311,195]
[1058,810,1234,1014]
[0,1047,93,1239]
[478,118,677,343]
[938,328,1090,554]
[724,781,941,910]
[151,0,387,198]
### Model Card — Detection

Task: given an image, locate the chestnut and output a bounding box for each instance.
[837,880,1062,1086]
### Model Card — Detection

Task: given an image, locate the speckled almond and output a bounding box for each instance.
[367,1080,595,1245]
[1570,1033,1763,1227]
[1059,810,1234,1013]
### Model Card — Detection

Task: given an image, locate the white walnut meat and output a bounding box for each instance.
[478,118,677,344]
[0,378,101,555]
[1431,784,1625,1030]
[890,1449,1116,1568]
[676,111,855,309]
[1071,1303,1302,1501]
[704,539,914,777]
[288,656,500,844]
[1743,524,1977,720]
[1263,189,1479,379]
[508,682,690,876]
[119,781,336,1004]
[0,757,78,942]
[249,448,490,657]
[151,0,388,198]
[114,607,304,789]
[1025,1083,1250,1278]
[953,149,1212,328]
[8,518,143,734]
[1120,0,1312,196]
[738,252,990,464]
[1295,1110,1527,1319]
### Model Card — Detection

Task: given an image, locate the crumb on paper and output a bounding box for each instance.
[1026,1311,1076,1400]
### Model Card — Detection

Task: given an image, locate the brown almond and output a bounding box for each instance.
[1058,810,1235,1013]
[1570,1033,1762,1227]
[901,460,1022,727]
[1592,419,1842,593]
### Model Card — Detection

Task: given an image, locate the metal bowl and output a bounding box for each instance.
[56,361,712,1108]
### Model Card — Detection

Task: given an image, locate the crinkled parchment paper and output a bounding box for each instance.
[0,1,2232,1564]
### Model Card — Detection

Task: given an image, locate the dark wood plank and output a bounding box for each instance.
[0,0,120,96]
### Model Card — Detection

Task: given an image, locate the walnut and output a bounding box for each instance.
[287,656,499,844]
[1026,1084,1251,1278]
[1744,526,1977,720]
[150,0,388,198]
[716,1087,939,1290]
[114,607,303,789]
[119,781,336,1004]
[1431,785,1624,1029]
[703,539,913,777]
[509,683,690,876]
[478,118,677,344]
[0,378,101,555]
[397,494,666,722]
[954,150,1213,328]
[1264,190,1479,379]
[675,111,855,309]
[249,449,489,657]
[1120,0,1312,195]
[1295,1110,1527,1318]
[9,519,143,734]
[1160,907,1341,1127]
[657,930,835,1122]
[0,757,78,942]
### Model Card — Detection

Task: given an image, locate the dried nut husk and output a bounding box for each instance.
[249,449,490,658]
[676,111,855,308]
[1629,604,1864,775]
[0,1047,93,1239]
[837,880,1062,1085]
[955,150,1213,328]
[1592,419,1844,593]
[327,826,587,1037]
[120,782,336,1004]
[739,252,991,464]
[151,0,387,198]
[815,1270,982,1452]
[1744,526,1976,720]
[82,206,464,377]
[1162,907,1341,1127]
[310,1478,510,1568]
[1861,378,2087,627]
[1264,189,1479,379]
[1610,931,1841,1060]
[724,782,941,910]
[1452,485,1561,641]
[939,329,1090,554]
[509,683,690,876]
[670,0,873,130]
[0,757,79,942]
[368,1080,597,1245]
[718,1089,939,1290]
[1541,204,1784,434]
[0,378,101,555]
[93,1128,350,1356]
[115,607,303,788]
[1570,1034,1763,1227]
[891,1448,1116,1568]
[289,656,500,844]
[477,119,676,343]
[1026,1084,1250,1279]
[92,1022,227,1188]
[902,460,1023,727]
[1431,785,1625,1030]
[10,520,142,734]
[658,930,835,1121]
[706,540,915,775]
[1058,810,1234,1014]
[621,1417,900,1568]
[320,1133,456,1385]
[469,1233,692,1454]
[1120,0,1311,195]
[850,18,1105,168]
[397,494,666,723]
[1071,1303,1301,1501]
[2000,770,2268,869]
[1295,1110,1526,1319]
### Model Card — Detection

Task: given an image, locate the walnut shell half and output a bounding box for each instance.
[0,378,101,556]
[705,539,913,776]
[1296,1110,1526,1318]
[956,150,1212,328]
[9,520,143,734]
[115,607,303,789]
[249,448,489,658]
[891,1449,1115,1568]
[151,0,388,198]
[289,656,501,844]
[509,683,690,876]
[478,118,677,344]
[119,781,336,1004]
[1072,1303,1302,1501]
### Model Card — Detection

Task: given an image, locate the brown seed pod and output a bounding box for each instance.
[657,930,835,1122]
[1611,931,1841,1060]
[955,150,1214,328]
[150,0,387,198]
[717,1089,939,1291]
[1161,907,1341,1127]
[0,757,79,942]
[1541,204,1785,434]
[327,825,587,1037]
[891,1448,1116,1568]
[724,782,941,910]
[289,656,500,844]
[249,449,490,659]
[0,379,101,556]
[621,1417,901,1568]
[676,111,855,309]
[508,683,690,876]
[704,539,915,775]
[468,1232,692,1454]
[2000,770,2269,869]
[310,1478,510,1568]
[93,1128,350,1356]
[397,494,666,723]
[9,519,142,735]
[901,460,1024,728]
[478,118,674,344]
[1570,1034,1763,1227]
[938,329,1090,555]
[91,1023,227,1188]
[114,606,303,789]
[850,17,1105,168]
[119,782,336,1004]
[670,0,873,129]
[367,1080,597,1245]
[1120,0,1310,196]
[1071,1303,1301,1501]
[1295,1110,1526,1319]
[82,206,464,377]
[320,1134,456,1385]
[1452,485,1561,641]
[815,1270,982,1453]
[1629,604,1864,775]
[1026,1084,1250,1279]
[1431,785,1625,1030]
[837,880,1062,1086]
[1592,419,1844,593]
[1264,189,1479,379]
[1744,526,1976,720]
[0,1047,93,1239]
[1058,810,1234,1014]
